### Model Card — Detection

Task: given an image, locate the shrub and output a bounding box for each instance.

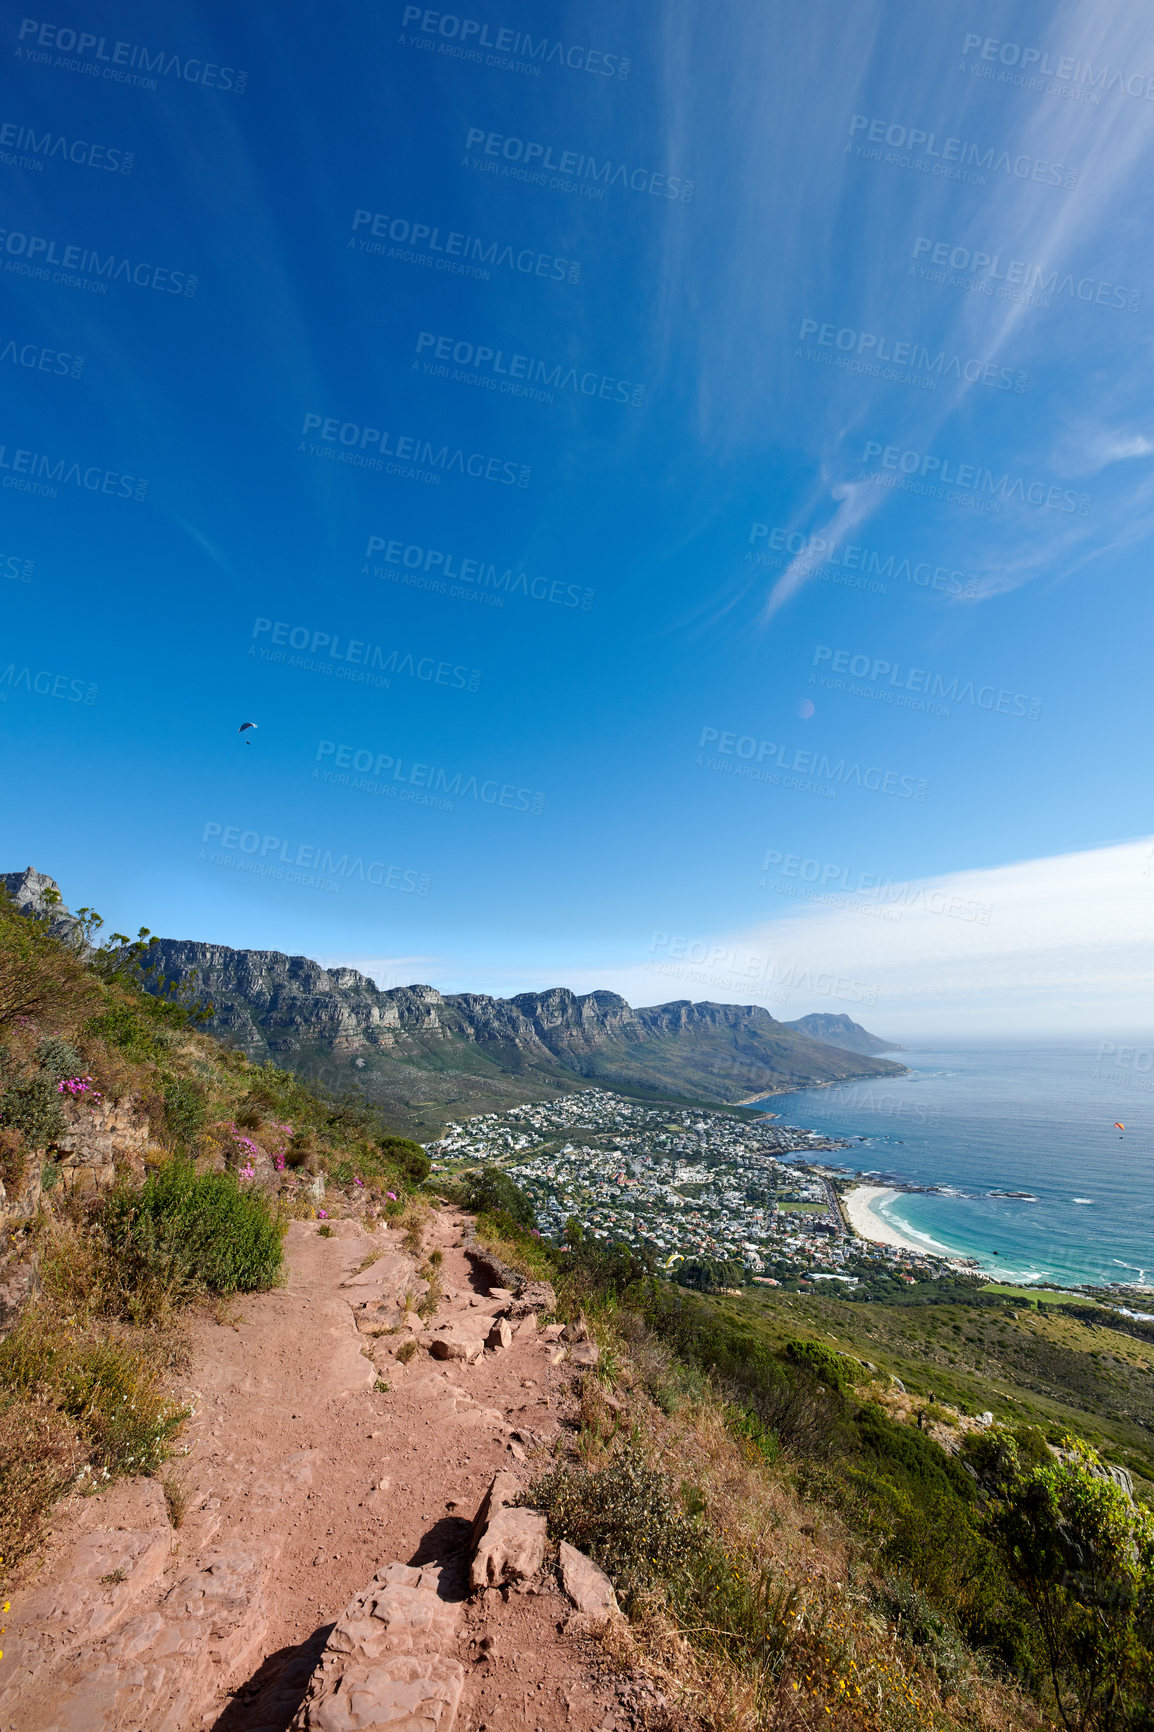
[676,1257,745,1292]
[161,1078,208,1148]
[969,1431,1154,1728]
[0,1074,66,1149]
[461,1165,535,1228]
[0,893,98,1031]
[35,1034,83,1082]
[93,1160,284,1320]
[0,1393,82,1580]
[531,1445,699,1605]
[0,1316,184,1479]
[0,1123,26,1189]
[85,1000,165,1060]
[286,1128,320,1168]
[378,1134,430,1183]
[784,1337,854,1392]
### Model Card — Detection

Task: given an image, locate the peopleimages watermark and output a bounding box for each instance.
[199,823,430,895]
[351,209,582,285]
[16,19,247,91]
[810,645,1042,721]
[826,1084,942,1127]
[400,8,630,79]
[759,850,992,925]
[363,536,594,613]
[0,438,147,502]
[0,226,197,297]
[250,618,481,693]
[909,237,1141,314]
[647,933,879,1009]
[797,317,1026,393]
[696,727,928,802]
[747,524,977,599]
[1,549,34,582]
[0,117,133,173]
[315,740,545,815]
[0,336,84,379]
[414,330,644,407]
[1093,1041,1154,1096]
[847,113,1079,189]
[960,33,1154,104]
[0,659,97,703]
[463,127,695,203]
[299,412,530,489]
[860,440,1091,517]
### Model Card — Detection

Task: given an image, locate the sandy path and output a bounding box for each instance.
[0,1208,658,1732]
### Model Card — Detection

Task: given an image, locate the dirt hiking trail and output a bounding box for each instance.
[0,1208,673,1732]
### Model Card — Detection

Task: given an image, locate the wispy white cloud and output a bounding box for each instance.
[532,837,1154,1038]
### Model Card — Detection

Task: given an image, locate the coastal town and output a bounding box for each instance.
[426,1087,957,1289]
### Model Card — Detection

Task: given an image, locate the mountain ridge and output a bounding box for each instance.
[0,871,907,1137]
[139,936,906,1136]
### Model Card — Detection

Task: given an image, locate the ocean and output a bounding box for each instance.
[752,1043,1154,1291]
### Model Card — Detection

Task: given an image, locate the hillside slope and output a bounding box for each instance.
[136,936,907,1135]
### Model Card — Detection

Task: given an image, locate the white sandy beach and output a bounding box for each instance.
[843,1184,927,1254]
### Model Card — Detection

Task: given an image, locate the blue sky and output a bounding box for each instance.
[2,0,1153,1033]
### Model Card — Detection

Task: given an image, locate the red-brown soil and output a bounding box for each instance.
[0,1208,670,1732]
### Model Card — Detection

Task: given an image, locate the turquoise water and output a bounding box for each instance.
[752,1044,1154,1290]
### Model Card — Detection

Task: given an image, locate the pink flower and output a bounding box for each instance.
[273,1154,286,1171]
[237,1162,256,1182]
[354,1177,364,1187]
[386,1192,397,1201]
[318,1210,328,1219]
[57,1075,102,1100]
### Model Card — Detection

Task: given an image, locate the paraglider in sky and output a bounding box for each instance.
[1115,1121,1125,1134]
[238,722,258,743]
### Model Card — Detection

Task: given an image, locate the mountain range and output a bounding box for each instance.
[2,870,907,1138]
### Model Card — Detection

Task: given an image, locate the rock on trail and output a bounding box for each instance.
[0,1208,656,1732]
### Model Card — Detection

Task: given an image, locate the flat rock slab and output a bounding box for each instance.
[559,1542,620,1620]
[470,1505,547,1590]
[292,1562,463,1732]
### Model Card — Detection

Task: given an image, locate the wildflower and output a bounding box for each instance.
[387,1191,397,1201]
[318,1210,328,1219]
[237,1163,256,1182]
[57,1075,102,1100]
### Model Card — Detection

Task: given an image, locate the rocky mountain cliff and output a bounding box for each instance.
[0,871,906,1137]
[784,1013,904,1056]
[140,937,905,1136]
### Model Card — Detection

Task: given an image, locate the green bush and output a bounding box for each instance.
[0,1074,66,1148]
[95,1160,284,1320]
[161,1077,208,1148]
[784,1337,854,1392]
[378,1134,430,1183]
[35,1034,83,1081]
[461,1164,535,1227]
[531,1445,699,1605]
[676,1257,745,1292]
[85,1001,163,1060]
[0,892,98,1031]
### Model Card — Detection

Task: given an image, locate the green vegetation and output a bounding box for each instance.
[532,1444,699,1604]
[0,886,431,1583]
[92,1162,284,1322]
[965,1430,1154,1730]
[457,1163,538,1229]
[480,1217,1154,1729]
